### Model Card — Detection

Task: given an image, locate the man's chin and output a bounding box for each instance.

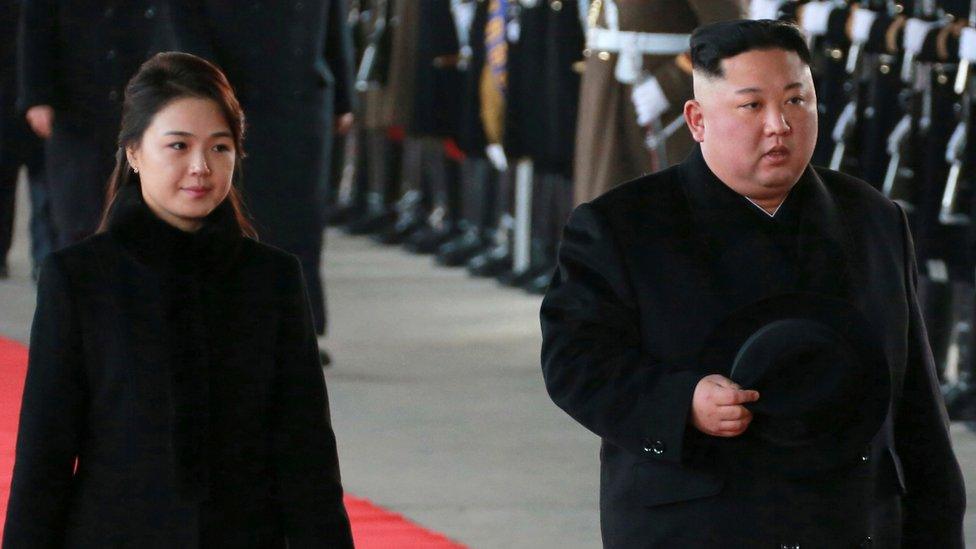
[756,167,803,191]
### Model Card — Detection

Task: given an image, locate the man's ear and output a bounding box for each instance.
[684,99,704,142]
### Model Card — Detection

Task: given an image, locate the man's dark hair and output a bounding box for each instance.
[690,19,811,78]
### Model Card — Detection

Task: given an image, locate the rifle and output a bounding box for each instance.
[939,0,976,225]
[882,0,939,208]
[355,0,390,92]
[830,0,889,172]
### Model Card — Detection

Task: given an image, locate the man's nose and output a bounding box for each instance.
[764,108,791,135]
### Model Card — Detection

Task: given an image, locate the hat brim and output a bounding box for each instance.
[699,292,890,476]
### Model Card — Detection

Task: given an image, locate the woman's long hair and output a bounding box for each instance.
[98,52,256,238]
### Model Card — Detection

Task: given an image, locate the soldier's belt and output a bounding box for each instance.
[586,28,691,56]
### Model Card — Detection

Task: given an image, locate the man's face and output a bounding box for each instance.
[685,48,817,201]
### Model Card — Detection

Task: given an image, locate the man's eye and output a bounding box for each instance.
[740,102,760,110]
[168,142,186,150]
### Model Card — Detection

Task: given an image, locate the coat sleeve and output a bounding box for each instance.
[271,256,353,549]
[2,254,87,548]
[650,0,746,105]
[325,0,355,115]
[540,203,703,463]
[892,206,966,547]
[16,0,58,112]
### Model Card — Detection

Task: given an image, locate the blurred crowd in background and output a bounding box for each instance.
[1,0,974,421]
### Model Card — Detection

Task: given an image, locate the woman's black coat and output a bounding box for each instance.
[2,187,354,548]
[165,0,355,335]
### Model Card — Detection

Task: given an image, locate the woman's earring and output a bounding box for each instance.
[133,166,139,173]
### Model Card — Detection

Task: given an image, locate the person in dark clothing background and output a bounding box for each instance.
[541,19,965,547]
[166,0,356,365]
[2,52,354,548]
[18,0,168,249]
[0,0,54,280]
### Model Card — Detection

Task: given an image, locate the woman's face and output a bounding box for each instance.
[127,97,236,232]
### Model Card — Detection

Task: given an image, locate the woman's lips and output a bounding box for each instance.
[180,187,211,198]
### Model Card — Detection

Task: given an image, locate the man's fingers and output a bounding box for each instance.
[717,405,752,421]
[727,389,760,405]
[716,418,752,435]
[711,387,760,405]
[708,375,740,390]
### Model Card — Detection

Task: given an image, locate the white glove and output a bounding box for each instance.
[614,34,643,84]
[631,75,670,128]
[849,7,877,45]
[486,143,509,172]
[507,18,521,43]
[903,18,935,56]
[451,0,476,47]
[800,1,833,37]
[749,0,784,21]
[959,26,976,63]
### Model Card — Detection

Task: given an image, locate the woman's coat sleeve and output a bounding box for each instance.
[271,256,354,548]
[3,253,87,548]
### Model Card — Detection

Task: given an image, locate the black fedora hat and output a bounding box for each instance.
[698,292,890,476]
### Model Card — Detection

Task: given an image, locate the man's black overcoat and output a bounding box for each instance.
[18,0,169,246]
[541,147,966,547]
[2,187,354,548]
[166,0,355,335]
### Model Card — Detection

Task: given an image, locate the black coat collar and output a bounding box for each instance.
[677,145,854,301]
[102,184,245,503]
[104,184,244,278]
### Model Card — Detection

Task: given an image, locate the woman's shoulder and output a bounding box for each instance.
[237,238,305,284]
[42,233,116,273]
[239,238,301,267]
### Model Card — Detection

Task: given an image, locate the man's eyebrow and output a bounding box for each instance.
[163,130,233,138]
[734,82,804,94]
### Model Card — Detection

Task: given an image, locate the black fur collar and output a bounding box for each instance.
[104,184,244,277]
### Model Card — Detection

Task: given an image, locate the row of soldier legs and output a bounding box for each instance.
[326,128,572,295]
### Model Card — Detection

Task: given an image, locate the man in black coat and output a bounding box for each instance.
[541,19,966,547]
[1,0,53,279]
[166,0,355,340]
[18,1,167,248]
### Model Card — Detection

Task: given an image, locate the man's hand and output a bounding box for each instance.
[690,374,760,437]
[631,75,670,128]
[25,105,54,138]
[334,112,353,137]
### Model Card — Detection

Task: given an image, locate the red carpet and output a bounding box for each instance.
[0,336,464,547]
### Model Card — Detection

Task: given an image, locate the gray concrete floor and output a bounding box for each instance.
[1,177,974,547]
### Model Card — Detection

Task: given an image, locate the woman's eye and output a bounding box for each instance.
[168,142,186,150]
[213,143,232,153]
[788,96,805,105]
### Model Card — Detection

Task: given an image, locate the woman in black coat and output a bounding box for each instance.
[2,52,354,548]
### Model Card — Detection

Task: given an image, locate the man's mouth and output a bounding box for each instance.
[763,146,790,161]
